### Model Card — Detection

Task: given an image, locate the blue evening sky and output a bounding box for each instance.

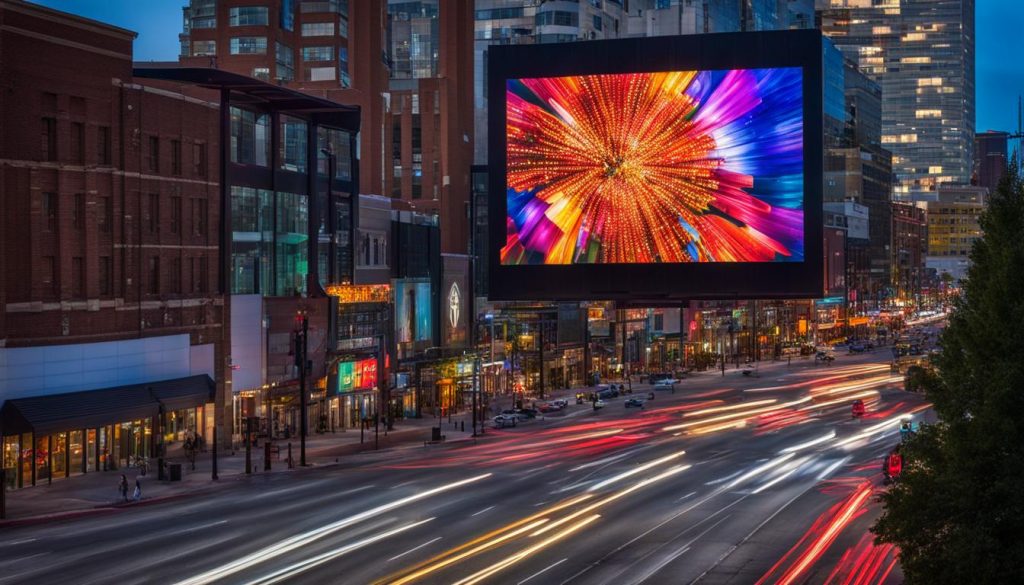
[29,0,1024,134]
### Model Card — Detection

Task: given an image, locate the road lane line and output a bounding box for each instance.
[517,558,568,585]
[471,506,495,517]
[387,537,443,562]
[174,473,492,585]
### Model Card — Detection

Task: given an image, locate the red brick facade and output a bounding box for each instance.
[0,1,228,421]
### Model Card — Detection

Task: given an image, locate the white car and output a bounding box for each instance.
[653,379,677,389]
[593,399,606,410]
[493,414,518,428]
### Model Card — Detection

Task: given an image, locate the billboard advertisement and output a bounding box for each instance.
[394,279,433,344]
[488,30,823,300]
[335,358,377,394]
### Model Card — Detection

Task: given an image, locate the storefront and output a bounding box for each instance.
[0,375,213,489]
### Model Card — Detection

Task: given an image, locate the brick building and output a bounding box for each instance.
[0,0,226,487]
[179,0,474,254]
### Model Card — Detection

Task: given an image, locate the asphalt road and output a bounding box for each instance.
[0,349,928,585]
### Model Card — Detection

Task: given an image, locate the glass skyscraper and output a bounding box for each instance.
[819,0,976,201]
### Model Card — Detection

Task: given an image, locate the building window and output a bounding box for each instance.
[147,136,160,172]
[70,122,84,163]
[229,6,268,26]
[535,10,578,27]
[170,196,181,234]
[279,115,308,173]
[42,192,57,231]
[199,256,209,292]
[252,66,270,81]
[148,193,159,233]
[230,107,271,166]
[305,66,336,82]
[171,139,182,175]
[170,257,181,294]
[302,46,333,61]
[317,127,352,180]
[72,257,85,298]
[230,186,274,294]
[339,47,350,87]
[149,256,160,295]
[192,40,216,56]
[275,41,294,81]
[230,36,268,55]
[593,15,602,31]
[339,18,348,38]
[192,16,216,29]
[41,117,56,161]
[193,142,207,178]
[193,198,208,236]
[99,256,112,296]
[276,191,308,296]
[357,231,388,268]
[73,193,85,229]
[99,196,112,232]
[280,0,294,30]
[97,126,111,165]
[301,22,334,36]
[42,256,57,296]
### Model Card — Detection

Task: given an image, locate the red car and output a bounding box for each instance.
[852,399,866,418]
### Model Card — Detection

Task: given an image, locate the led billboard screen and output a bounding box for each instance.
[488,30,823,300]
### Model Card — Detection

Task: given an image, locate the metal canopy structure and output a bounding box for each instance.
[132,66,360,131]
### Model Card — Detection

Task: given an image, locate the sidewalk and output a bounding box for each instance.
[0,415,477,525]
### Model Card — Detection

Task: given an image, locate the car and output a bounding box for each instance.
[653,378,677,389]
[597,387,618,399]
[849,342,867,353]
[551,399,569,409]
[537,403,559,413]
[593,399,606,410]
[492,414,518,428]
[624,398,645,408]
[501,409,532,421]
[815,351,835,362]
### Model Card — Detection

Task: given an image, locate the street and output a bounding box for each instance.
[0,350,925,585]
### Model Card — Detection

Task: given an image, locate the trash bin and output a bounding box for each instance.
[431,427,443,442]
[168,463,183,481]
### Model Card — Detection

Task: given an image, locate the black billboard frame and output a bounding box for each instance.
[487,29,824,301]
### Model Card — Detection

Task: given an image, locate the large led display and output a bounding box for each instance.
[488,30,824,300]
[503,69,804,265]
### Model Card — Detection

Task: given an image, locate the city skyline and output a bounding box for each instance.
[29,0,1024,141]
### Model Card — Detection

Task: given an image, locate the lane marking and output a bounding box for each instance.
[387,537,443,562]
[471,506,495,517]
[517,558,568,585]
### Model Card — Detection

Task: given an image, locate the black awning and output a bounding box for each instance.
[0,375,215,436]
[150,375,215,412]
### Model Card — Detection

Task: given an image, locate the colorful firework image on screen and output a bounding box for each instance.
[502,68,804,265]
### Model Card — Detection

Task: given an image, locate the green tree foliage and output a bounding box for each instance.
[873,168,1024,583]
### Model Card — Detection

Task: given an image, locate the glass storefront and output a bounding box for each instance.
[230,186,274,295]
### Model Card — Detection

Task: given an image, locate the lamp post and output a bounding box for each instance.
[294,311,309,466]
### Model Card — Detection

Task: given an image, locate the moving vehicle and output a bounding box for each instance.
[492,414,518,428]
[551,399,569,409]
[593,399,606,410]
[653,378,678,389]
[852,399,866,419]
[597,386,619,400]
[815,351,835,363]
[883,447,903,484]
[624,397,645,408]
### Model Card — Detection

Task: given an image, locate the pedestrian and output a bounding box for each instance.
[133,477,142,501]
[118,474,128,502]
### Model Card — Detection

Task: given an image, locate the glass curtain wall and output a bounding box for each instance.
[231,186,274,294]
[230,107,270,166]
[276,191,309,296]
[280,115,308,172]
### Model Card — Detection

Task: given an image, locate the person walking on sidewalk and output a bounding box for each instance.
[133,477,142,501]
[118,474,128,502]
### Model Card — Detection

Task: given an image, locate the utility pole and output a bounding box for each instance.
[295,312,309,466]
[538,320,545,400]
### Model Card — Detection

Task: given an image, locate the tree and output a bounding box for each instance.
[873,167,1024,583]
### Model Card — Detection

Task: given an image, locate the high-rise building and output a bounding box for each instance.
[975,130,1009,192]
[179,0,473,254]
[920,185,987,282]
[891,202,928,301]
[818,0,976,201]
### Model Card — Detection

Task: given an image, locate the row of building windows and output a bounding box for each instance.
[229,107,351,178]
[229,186,308,297]
[37,253,210,299]
[40,192,209,237]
